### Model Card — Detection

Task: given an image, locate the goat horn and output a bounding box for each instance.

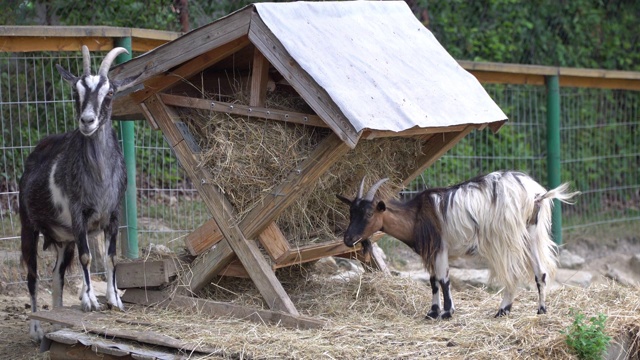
[364,178,389,201]
[81,45,91,77]
[357,177,366,199]
[98,47,128,77]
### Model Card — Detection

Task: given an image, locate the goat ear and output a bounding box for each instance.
[111,74,141,93]
[56,64,77,84]
[336,194,352,206]
[376,200,386,212]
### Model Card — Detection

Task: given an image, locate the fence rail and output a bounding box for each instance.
[1,26,639,284]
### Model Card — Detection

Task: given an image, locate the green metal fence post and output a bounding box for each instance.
[545,75,562,245]
[114,37,138,259]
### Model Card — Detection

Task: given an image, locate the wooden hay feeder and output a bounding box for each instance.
[110,1,507,317]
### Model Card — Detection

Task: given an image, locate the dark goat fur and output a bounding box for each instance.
[19,46,135,342]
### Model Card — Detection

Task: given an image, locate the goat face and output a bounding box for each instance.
[337,195,386,247]
[336,177,389,247]
[55,46,130,136]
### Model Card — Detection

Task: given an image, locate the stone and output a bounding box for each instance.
[605,265,638,287]
[313,257,339,274]
[558,249,585,269]
[449,268,494,290]
[553,269,593,288]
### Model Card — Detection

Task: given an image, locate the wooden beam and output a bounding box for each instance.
[127,36,251,105]
[123,289,326,330]
[238,133,351,243]
[185,239,236,293]
[115,259,176,289]
[249,12,360,148]
[363,124,468,139]
[250,48,271,107]
[184,219,224,256]
[0,37,114,52]
[159,93,327,128]
[258,222,290,261]
[145,94,299,315]
[402,127,476,187]
[110,7,253,94]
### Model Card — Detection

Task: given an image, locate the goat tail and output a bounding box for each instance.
[536,182,581,205]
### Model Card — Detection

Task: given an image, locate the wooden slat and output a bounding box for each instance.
[30,307,219,354]
[258,222,290,261]
[0,37,114,52]
[560,76,640,91]
[47,329,181,360]
[184,219,224,256]
[275,232,385,268]
[250,48,271,107]
[402,127,476,187]
[110,7,253,94]
[159,93,327,128]
[123,289,326,330]
[249,11,360,148]
[184,239,236,293]
[0,25,178,40]
[145,94,298,315]
[219,259,250,278]
[115,259,176,289]
[128,36,251,104]
[238,133,351,244]
[363,124,469,139]
[469,71,545,87]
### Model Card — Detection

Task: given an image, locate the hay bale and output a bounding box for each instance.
[182,90,425,247]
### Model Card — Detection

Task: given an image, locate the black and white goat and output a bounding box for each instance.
[337,171,579,319]
[19,46,135,342]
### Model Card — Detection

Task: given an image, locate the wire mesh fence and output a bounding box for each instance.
[1,50,639,284]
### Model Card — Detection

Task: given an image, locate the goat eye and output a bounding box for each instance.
[107,89,114,97]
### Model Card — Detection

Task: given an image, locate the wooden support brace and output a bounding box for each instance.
[250,48,271,107]
[144,94,298,315]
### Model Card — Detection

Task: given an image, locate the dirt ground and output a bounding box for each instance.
[1,237,639,359]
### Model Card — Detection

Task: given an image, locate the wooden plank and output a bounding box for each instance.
[110,7,253,95]
[47,329,181,360]
[49,342,129,360]
[560,75,640,91]
[258,222,290,261]
[115,259,176,289]
[128,36,251,104]
[0,25,178,40]
[239,133,351,243]
[0,37,114,52]
[123,289,326,330]
[30,307,219,354]
[468,71,545,87]
[249,12,360,148]
[184,219,224,256]
[402,127,476,187]
[363,124,469,139]
[159,93,327,128]
[250,48,271,107]
[275,232,385,268]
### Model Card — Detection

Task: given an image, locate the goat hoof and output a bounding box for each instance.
[441,311,454,320]
[29,320,44,343]
[495,308,510,318]
[425,311,439,320]
[537,306,547,315]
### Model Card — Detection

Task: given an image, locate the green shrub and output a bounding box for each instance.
[562,309,611,360]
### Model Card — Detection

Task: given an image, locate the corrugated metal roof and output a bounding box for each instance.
[255,1,507,132]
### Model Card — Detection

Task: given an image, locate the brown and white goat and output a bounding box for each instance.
[337,171,579,319]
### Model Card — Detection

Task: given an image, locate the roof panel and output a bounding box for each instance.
[255,1,507,132]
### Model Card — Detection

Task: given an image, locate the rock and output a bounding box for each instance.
[605,265,638,287]
[334,258,364,274]
[449,268,494,290]
[329,270,362,282]
[630,254,640,274]
[558,249,585,269]
[553,269,593,288]
[314,257,339,274]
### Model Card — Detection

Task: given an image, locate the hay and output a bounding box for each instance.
[182,88,424,247]
[111,270,639,359]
